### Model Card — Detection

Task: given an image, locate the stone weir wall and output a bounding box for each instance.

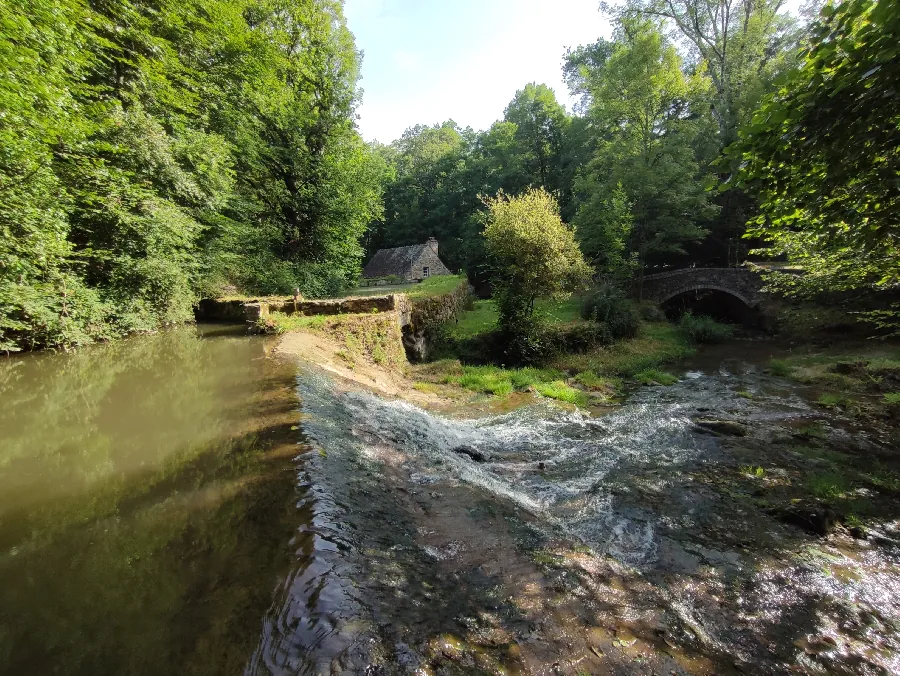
[195,295,409,325]
[195,279,471,362]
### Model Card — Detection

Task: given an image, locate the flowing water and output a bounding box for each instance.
[2,331,899,675]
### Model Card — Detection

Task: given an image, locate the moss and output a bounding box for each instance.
[634,369,678,386]
[574,371,622,392]
[261,311,406,369]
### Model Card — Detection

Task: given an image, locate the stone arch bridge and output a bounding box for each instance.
[636,267,765,308]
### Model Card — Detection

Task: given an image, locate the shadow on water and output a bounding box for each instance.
[0,325,311,676]
[257,358,900,675]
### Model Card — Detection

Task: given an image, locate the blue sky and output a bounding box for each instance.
[343,0,613,143]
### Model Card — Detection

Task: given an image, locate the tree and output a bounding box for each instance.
[483,188,591,361]
[604,0,808,265]
[734,0,900,330]
[503,83,571,204]
[576,184,637,283]
[572,18,716,286]
[0,0,383,351]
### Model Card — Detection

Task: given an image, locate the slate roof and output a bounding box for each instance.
[362,243,433,278]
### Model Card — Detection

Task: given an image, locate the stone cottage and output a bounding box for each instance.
[362,238,451,282]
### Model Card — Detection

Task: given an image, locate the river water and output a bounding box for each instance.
[2,329,899,675]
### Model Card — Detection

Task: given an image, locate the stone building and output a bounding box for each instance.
[362,238,451,282]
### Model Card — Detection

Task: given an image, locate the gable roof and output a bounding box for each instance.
[363,243,434,278]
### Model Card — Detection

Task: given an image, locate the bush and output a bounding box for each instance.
[581,286,640,340]
[549,321,612,353]
[638,301,666,322]
[678,312,734,343]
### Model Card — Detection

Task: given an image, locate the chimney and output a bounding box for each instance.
[426,237,438,255]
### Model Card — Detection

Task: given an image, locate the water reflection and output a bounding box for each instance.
[0,325,304,676]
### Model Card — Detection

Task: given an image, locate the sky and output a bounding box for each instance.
[343,0,613,143]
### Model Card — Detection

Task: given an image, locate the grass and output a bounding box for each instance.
[551,322,695,379]
[805,471,851,502]
[678,312,735,343]
[345,274,466,299]
[420,362,590,406]
[740,465,766,478]
[885,392,900,405]
[769,359,793,377]
[816,392,853,408]
[449,296,586,341]
[634,369,678,386]
[574,371,622,392]
[450,300,500,340]
[404,275,467,299]
[796,422,828,439]
[534,381,589,406]
[441,364,563,397]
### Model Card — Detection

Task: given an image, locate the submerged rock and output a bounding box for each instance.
[774,502,838,536]
[692,418,748,437]
[451,445,487,463]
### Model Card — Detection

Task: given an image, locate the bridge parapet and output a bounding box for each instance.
[637,267,765,307]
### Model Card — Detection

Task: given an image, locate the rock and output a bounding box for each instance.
[832,360,869,375]
[693,418,748,437]
[774,502,838,536]
[849,525,867,540]
[452,445,487,462]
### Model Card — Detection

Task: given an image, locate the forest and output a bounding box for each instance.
[2,0,898,352]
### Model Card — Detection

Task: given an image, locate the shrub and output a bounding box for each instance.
[638,302,666,322]
[549,321,612,353]
[769,358,793,377]
[678,312,734,343]
[581,286,640,340]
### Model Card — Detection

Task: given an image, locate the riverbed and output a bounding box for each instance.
[1,328,899,675]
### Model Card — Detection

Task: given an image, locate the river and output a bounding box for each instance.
[1,328,898,675]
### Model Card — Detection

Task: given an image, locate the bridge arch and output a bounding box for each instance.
[656,284,757,308]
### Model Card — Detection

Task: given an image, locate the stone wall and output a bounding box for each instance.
[408,246,451,281]
[638,268,765,307]
[196,295,403,324]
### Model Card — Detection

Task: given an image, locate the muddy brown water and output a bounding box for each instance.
[1,329,899,675]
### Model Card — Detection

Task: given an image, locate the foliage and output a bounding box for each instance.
[678,312,735,343]
[551,321,695,377]
[534,381,589,406]
[571,18,716,274]
[0,0,381,351]
[580,286,641,340]
[734,0,900,332]
[607,0,804,264]
[575,184,637,280]
[483,188,591,363]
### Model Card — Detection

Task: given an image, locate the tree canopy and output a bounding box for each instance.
[1,0,382,351]
[734,0,900,328]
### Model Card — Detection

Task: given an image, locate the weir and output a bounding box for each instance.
[195,278,473,361]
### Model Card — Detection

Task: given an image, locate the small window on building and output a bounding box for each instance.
[422,267,430,278]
